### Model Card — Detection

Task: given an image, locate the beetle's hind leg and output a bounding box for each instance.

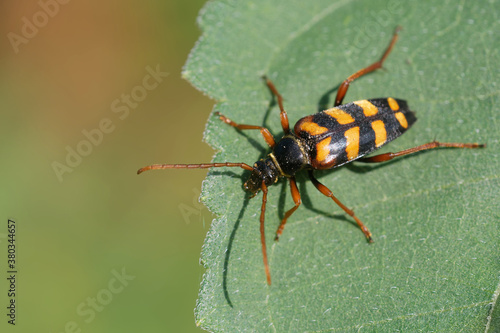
[334,26,401,106]
[358,141,485,163]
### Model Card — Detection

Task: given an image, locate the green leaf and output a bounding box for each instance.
[183,0,500,331]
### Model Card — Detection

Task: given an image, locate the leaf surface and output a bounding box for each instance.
[183,0,500,331]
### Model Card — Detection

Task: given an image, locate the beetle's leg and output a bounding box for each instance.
[215,112,276,148]
[275,177,302,241]
[358,141,485,163]
[263,76,291,134]
[308,170,373,242]
[260,181,271,285]
[335,26,401,106]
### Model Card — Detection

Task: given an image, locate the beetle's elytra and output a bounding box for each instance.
[138,27,485,285]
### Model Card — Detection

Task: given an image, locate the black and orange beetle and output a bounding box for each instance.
[138,27,485,285]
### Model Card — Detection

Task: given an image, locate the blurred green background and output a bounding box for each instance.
[0,1,214,332]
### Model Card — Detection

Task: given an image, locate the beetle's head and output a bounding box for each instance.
[244,158,279,195]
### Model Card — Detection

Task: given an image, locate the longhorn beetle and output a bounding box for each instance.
[138,27,485,285]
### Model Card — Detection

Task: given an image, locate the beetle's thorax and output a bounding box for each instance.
[244,135,309,194]
[270,135,309,177]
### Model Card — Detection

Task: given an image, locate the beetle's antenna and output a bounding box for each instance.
[260,181,271,285]
[137,162,253,174]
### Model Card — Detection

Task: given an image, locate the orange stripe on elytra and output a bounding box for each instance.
[324,108,355,124]
[387,97,400,111]
[344,127,360,160]
[354,100,378,117]
[299,122,328,136]
[315,137,332,163]
[395,112,408,128]
[371,120,387,147]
